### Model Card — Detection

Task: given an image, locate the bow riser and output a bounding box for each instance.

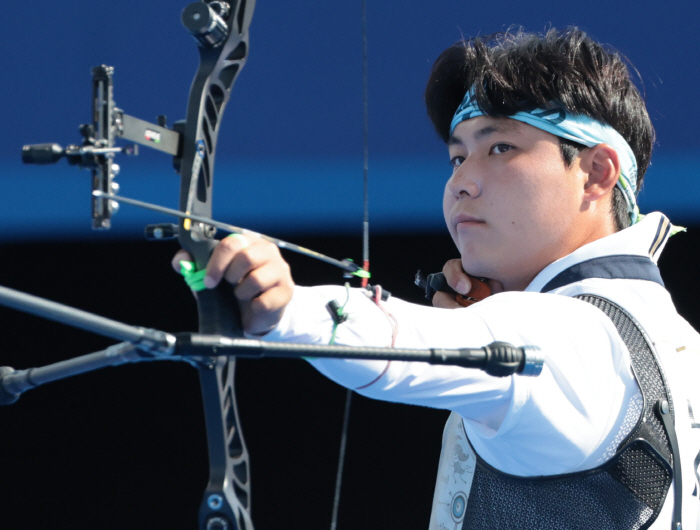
[176,2,257,529]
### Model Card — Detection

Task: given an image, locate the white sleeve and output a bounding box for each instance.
[263,286,638,475]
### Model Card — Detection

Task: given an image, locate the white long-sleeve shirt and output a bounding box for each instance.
[263,212,700,528]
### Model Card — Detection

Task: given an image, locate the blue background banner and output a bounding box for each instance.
[2,0,699,241]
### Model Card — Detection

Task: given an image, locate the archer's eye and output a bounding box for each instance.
[450,156,465,170]
[490,143,514,155]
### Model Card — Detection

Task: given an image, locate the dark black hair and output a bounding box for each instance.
[424,28,654,231]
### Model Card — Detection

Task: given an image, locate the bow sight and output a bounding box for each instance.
[22,64,178,230]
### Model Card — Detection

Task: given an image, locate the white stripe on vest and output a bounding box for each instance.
[429,412,476,530]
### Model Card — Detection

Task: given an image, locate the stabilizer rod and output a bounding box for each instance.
[0,342,144,405]
[176,333,544,377]
[0,284,174,354]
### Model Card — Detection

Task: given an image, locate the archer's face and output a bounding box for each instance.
[443,116,586,291]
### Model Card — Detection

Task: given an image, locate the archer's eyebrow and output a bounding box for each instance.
[448,121,521,145]
[474,122,521,139]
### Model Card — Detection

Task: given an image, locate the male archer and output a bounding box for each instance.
[175,28,700,529]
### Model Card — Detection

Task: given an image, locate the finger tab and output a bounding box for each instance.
[466,275,491,300]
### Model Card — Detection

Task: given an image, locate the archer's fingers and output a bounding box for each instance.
[443,259,472,295]
[234,259,293,302]
[236,260,294,335]
[204,234,261,288]
[221,238,283,287]
[172,249,193,273]
[432,291,463,309]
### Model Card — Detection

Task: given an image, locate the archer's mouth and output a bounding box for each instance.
[453,213,485,229]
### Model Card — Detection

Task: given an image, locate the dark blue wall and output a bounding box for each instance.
[2,0,699,242]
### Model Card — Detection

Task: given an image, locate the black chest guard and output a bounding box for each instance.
[461,295,681,530]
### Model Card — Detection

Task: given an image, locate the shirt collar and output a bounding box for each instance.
[525,212,672,293]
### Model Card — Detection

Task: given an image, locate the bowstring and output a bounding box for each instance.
[361,0,370,288]
[330,1,369,528]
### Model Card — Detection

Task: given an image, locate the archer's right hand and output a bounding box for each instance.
[432,259,502,308]
[172,234,294,336]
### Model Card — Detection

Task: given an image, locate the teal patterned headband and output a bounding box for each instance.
[451,88,639,224]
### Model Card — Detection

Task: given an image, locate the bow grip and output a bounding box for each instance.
[187,237,244,338]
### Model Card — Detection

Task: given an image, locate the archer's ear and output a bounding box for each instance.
[580,144,620,202]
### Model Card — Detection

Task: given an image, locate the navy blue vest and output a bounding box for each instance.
[461,256,681,530]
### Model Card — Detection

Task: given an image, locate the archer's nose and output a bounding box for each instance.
[446,166,482,200]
